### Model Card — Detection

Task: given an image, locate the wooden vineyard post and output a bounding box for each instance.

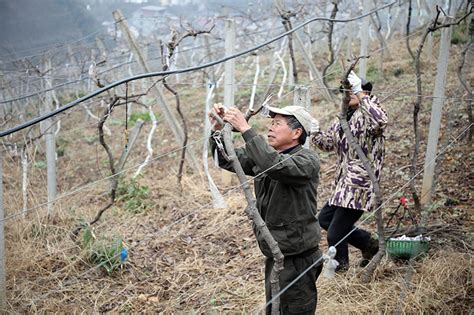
[293,86,311,148]
[293,32,335,103]
[40,58,57,216]
[224,19,236,109]
[287,53,294,88]
[420,21,453,213]
[0,149,5,309]
[221,19,237,186]
[95,36,108,64]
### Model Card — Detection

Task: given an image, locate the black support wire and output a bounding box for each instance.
[0,1,396,138]
[0,25,285,104]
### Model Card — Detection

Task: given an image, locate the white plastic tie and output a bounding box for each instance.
[322,246,339,279]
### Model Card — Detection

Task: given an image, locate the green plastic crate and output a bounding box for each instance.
[386,239,430,259]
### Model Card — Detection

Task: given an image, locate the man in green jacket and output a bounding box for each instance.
[209,104,322,314]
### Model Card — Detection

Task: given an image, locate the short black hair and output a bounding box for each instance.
[285,116,307,145]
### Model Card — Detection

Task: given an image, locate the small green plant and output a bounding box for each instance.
[129,111,152,125]
[366,63,380,82]
[82,223,96,247]
[117,178,152,214]
[88,238,125,274]
[77,91,87,98]
[83,135,98,145]
[109,118,123,126]
[29,223,45,238]
[209,294,227,307]
[101,159,110,169]
[56,137,69,157]
[393,67,404,77]
[82,224,127,274]
[34,160,47,169]
[451,21,468,45]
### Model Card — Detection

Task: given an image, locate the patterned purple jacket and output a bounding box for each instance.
[312,95,388,211]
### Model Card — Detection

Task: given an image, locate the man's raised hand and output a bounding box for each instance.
[223,107,251,133]
[209,103,225,131]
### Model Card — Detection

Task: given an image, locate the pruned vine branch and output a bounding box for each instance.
[71,89,145,237]
[457,10,473,143]
[218,122,284,314]
[162,25,214,188]
[275,0,298,85]
[322,0,340,91]
[72,96,120,237]
[406,0,415,61]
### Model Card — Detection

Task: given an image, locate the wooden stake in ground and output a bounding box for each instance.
[224,19,236,109]
[21,147,28,218]
[420,18,453,211]
[0,148,5,309]
[293,31,335,104]
[293,86,311,148]
[39,58,57,217]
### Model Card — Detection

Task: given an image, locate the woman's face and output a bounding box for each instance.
[349,93,359,108]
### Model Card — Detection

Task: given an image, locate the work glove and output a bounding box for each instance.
[348,71,362,94]
[310,118,320,135]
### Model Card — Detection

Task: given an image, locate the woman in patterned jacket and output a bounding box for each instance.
[311,71,388,271]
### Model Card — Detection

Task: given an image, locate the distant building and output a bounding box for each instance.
[130,5,166,37]
[160,0,198,6]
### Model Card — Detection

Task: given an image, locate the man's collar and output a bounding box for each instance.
[280,144,301,154]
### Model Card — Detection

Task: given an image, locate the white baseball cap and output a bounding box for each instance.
[267,105,313,135]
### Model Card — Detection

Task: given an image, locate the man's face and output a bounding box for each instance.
[267,114,301,152]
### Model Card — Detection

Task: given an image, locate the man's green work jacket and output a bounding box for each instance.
[211,128,321,257]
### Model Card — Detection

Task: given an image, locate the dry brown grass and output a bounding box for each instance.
[4,167,473,313]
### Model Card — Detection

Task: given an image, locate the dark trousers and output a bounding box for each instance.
[318,203,370,267]
[265,250,323,315]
